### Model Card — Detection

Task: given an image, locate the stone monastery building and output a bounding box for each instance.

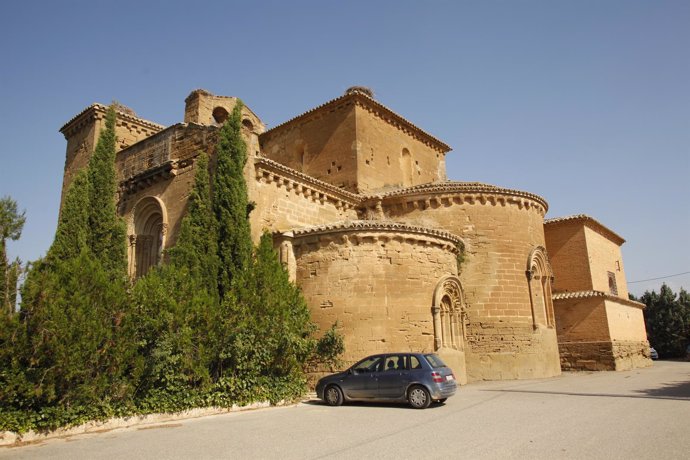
[59,88,651,383]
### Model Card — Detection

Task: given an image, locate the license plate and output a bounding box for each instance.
[446,375,454,381]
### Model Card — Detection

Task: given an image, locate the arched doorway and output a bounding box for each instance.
[130,197,167,278]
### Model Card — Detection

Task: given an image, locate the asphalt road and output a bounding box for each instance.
[3,361,689,459]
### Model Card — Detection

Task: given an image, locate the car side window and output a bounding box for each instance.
[383,355,408,371]
[409,356,422,369]
[354,356,383,373]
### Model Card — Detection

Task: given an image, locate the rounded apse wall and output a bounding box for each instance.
[281,221,463,366]
[363,183,561,380]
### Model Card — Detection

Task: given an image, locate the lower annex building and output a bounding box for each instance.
[58,87,652,383]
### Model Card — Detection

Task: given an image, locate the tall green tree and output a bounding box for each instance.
[0,196,25,314]
[167,153,219,299]
[641,284,690,358]
[87,106,127,276]
[131,153,220,408]
[48,171,91,262]
[213,102,253,299]
[239,232,315,377]
[8,105,135,424]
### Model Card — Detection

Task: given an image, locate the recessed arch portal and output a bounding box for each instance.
[432,276,467,351]
[129,196,167,279]
[526,246,555,328]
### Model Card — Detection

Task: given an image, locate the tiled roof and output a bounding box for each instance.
[553,290,645,308]
[544,214,625,245]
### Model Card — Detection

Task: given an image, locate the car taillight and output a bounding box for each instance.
[431,371,444,383]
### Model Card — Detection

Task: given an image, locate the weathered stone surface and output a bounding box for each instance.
[546,216,650,371]
[56,88,649,384]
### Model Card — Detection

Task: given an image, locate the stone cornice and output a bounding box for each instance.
[260,91,451,154]
[60,103,165,139]
[544,214,625,245]
[362,181,549,215]
[553,290,645,309]
[255,157,361,210]
[284,220,464,250]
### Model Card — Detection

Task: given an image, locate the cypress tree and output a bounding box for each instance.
[0,196,25,314]
[132,153,220,405]
[8,107,135,424]
[244,232,315,377]
[213,102,253,299]
[87,105,127,276]
[167,153,219,299]
[48,170,90,262]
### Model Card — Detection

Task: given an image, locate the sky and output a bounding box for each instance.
[1,0,688,297]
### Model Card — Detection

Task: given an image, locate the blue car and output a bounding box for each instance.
[650,347,659,360]
[315,352,457,409]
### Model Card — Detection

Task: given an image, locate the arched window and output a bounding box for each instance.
[130,197,167,278]
[401,148,413,186]
[212,107,229,125]
[432,276,467,351]
[526,246,555,328]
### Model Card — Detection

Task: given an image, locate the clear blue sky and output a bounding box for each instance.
[1,0,688,296]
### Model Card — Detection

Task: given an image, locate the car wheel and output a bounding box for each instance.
[324,385,343,406]
[408,385,431,409]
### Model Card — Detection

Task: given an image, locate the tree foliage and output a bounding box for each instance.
[0,196,25,314]
[0,102,344,434]
[1,105,134,431]
[213,102,253,299]
[87,106,127,276]
[639,284,690,358]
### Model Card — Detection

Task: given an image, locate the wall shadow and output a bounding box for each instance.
[484,378,690,401]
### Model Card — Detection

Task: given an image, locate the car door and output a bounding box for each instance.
[377,354,410,399]
[341,356,383,399]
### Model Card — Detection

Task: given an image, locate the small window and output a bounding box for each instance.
[409,356,422,369]
[608,271,618,296]
[212,107,229,124]
[242,118,254,130]
[384,355,407,371]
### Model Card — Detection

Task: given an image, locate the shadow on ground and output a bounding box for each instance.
[484,378,690,401]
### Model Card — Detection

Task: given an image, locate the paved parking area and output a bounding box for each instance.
[3,361,689,459]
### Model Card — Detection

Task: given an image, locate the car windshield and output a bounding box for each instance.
[424,353,447,368]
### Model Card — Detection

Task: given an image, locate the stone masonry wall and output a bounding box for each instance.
[583,226,629,298]
[289,225,460,369]
[605,299,648,342]
[60,105,163,210]
[555,297,610,342]
[249,159,359,242]
[544,222,593,293]
[354,104,446,193]
[559,340,651,371]
[117,124,219,250]
[368,185,561,380]
[260,102,359,192]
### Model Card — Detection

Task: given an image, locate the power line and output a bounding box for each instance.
[629,271,690,284]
